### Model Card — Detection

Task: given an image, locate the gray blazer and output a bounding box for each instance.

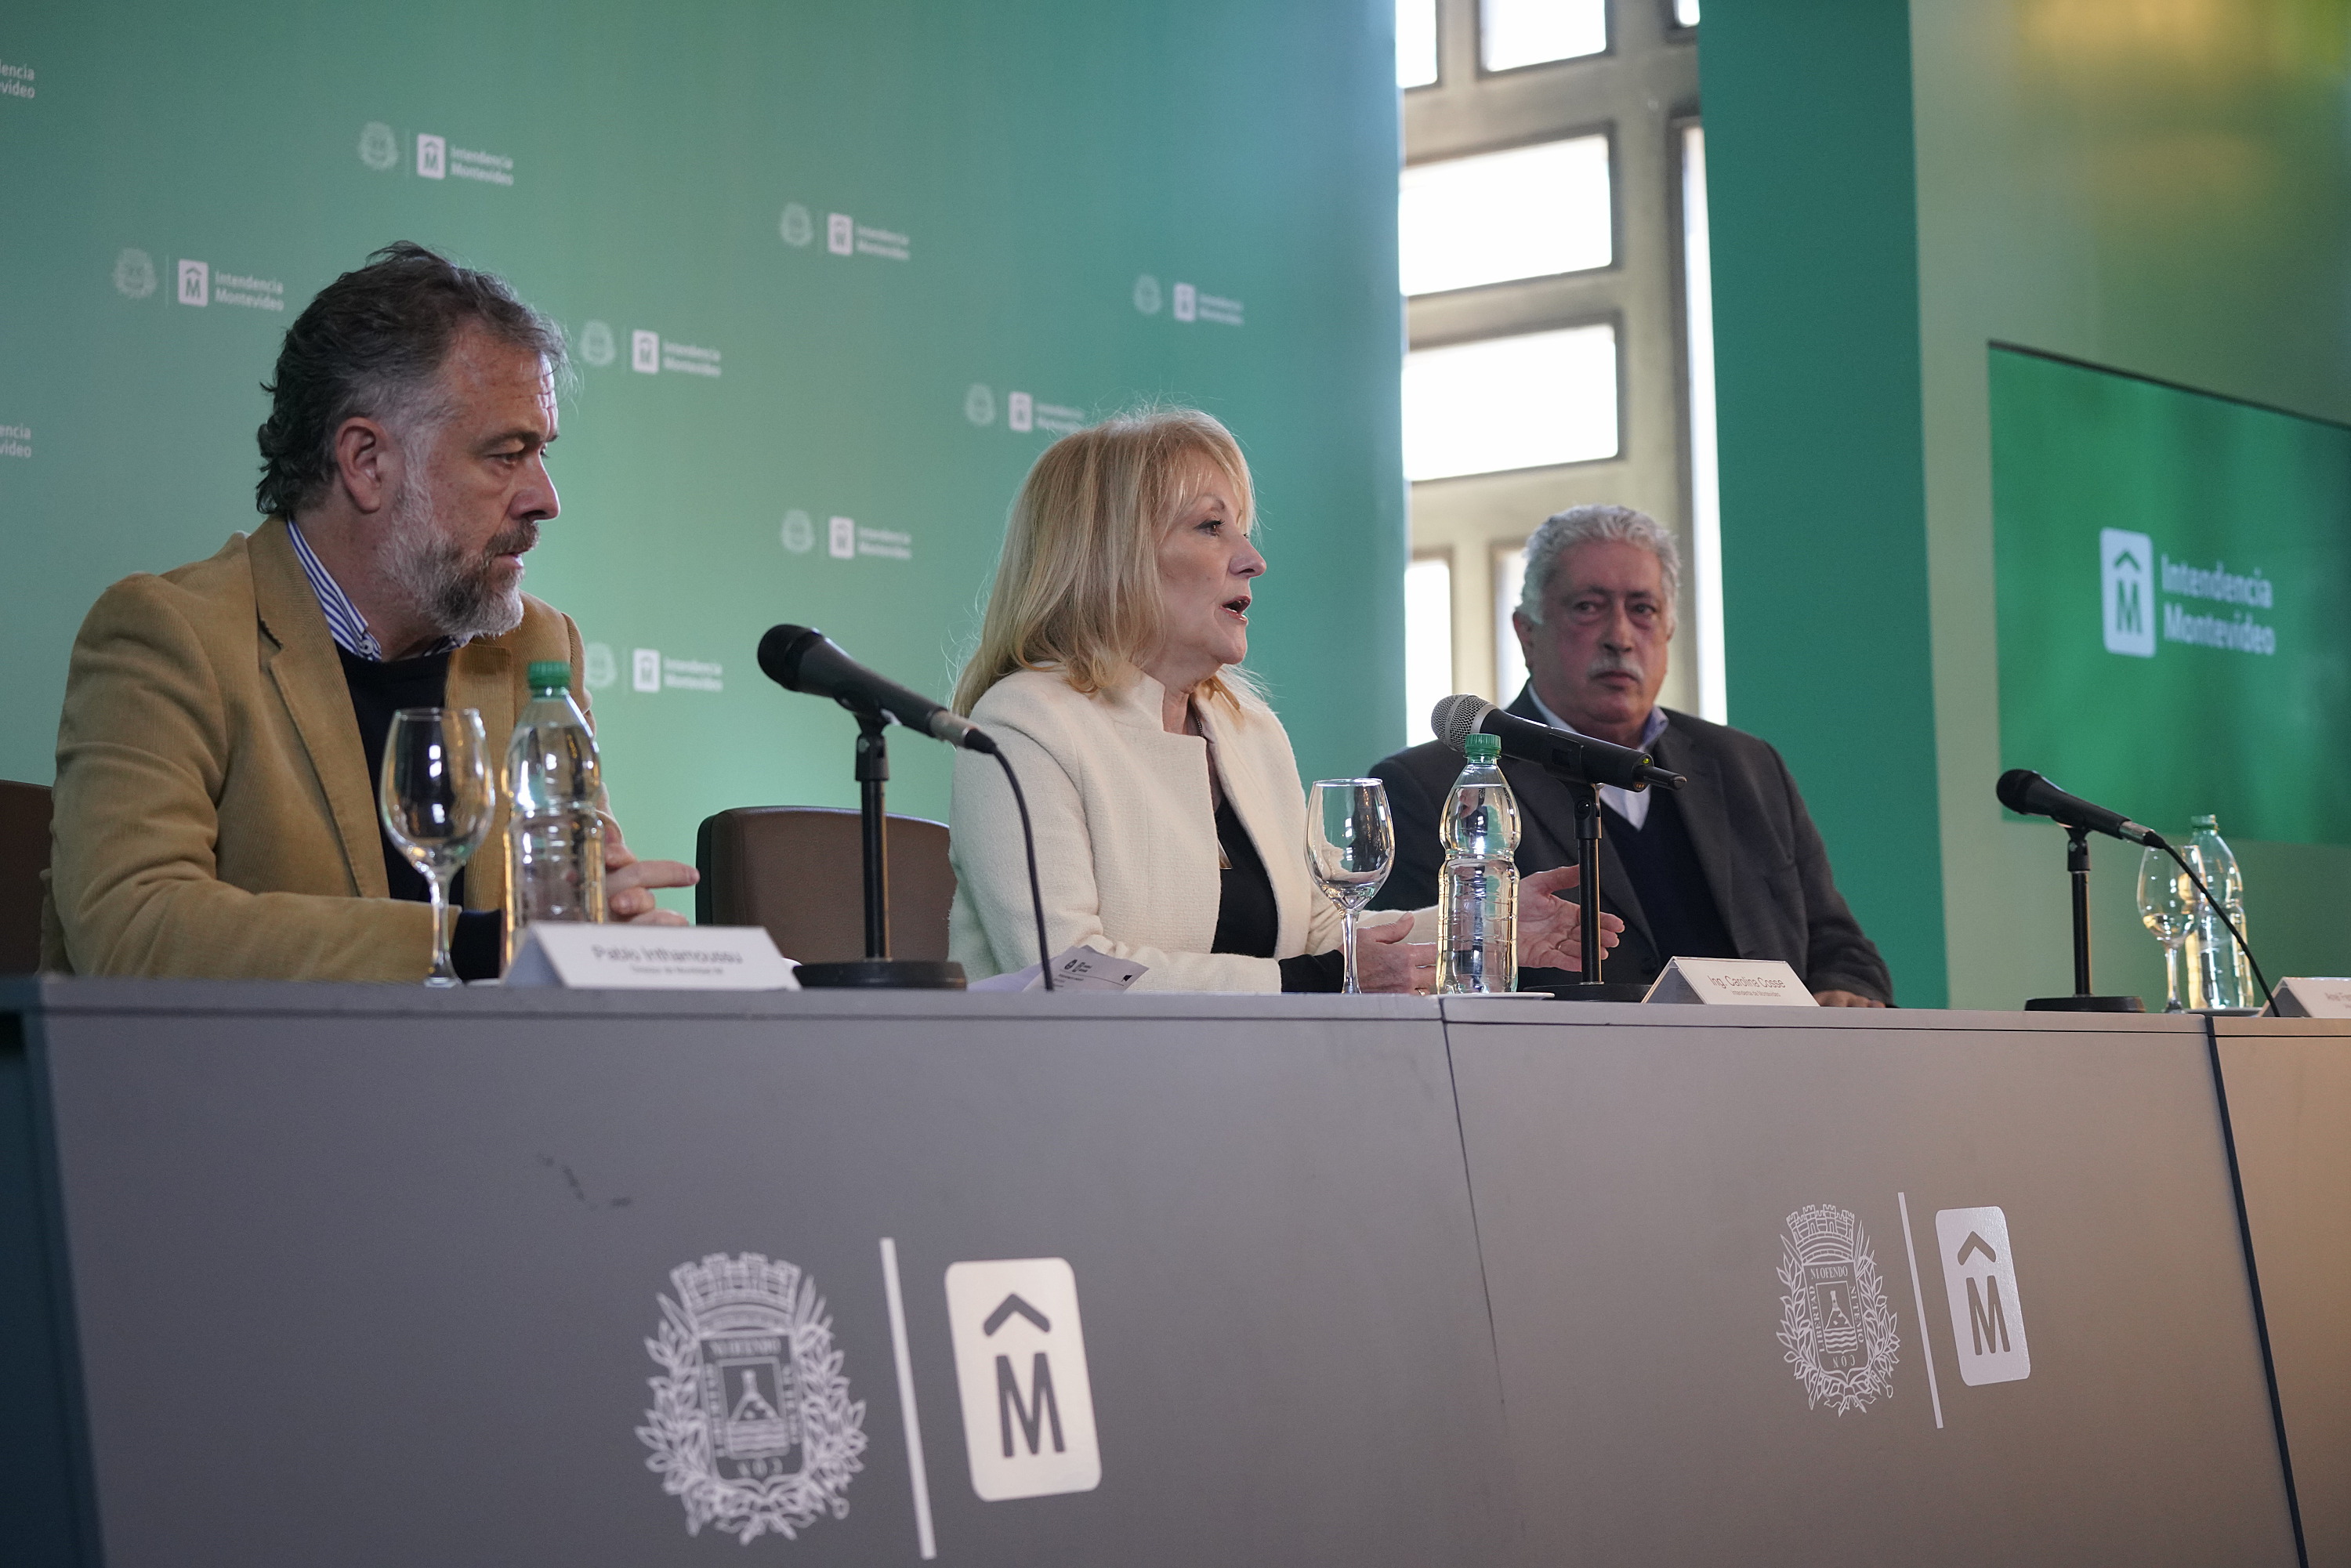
[1368,688,1893,1001]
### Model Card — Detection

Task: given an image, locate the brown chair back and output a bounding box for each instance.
[695,806,956,964]
[0,780,53,973]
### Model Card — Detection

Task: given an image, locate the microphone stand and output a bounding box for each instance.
[1542,780,1651,1005]
[2023,824,2142,1012]
[794,704,965,990]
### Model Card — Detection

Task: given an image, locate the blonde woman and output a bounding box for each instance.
[947,408,1616,993]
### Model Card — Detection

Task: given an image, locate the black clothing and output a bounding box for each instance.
[1369,688,1892,1001]
[1600,789,1737,971]
[1210,796,1344,992]
[336,646,502,980]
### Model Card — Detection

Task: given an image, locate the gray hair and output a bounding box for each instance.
[1518,504,1681,623]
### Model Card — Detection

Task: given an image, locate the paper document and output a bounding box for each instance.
[969,945,1149,994]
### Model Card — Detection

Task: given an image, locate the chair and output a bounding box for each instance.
[0,780,53,973]
[695,806,956,965]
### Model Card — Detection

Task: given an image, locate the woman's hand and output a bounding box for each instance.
[1352,913,1437,994]
[1515,864,1625,972]
[602,814,699,925]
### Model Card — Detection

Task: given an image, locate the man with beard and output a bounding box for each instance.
[42,243,695,980]
[1369,505,1890,1004]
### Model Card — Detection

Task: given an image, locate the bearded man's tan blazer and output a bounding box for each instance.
[42,516,586,980]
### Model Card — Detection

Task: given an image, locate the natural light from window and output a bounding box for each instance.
[1494,545,1529,702]
[1402,325,1619,481]
[1481,0,1607,72]
[1396,0,1438,87]
[1400,136,1611,296]
[1681,122,1723,722]
[1404,556,1454,742]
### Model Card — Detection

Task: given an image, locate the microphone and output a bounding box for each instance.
[1432,694,1684,792]
[1995,769,2161,846]
[757,625,998,754]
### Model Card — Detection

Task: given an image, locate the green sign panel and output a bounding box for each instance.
[1991,346,2351,846]
[0,3,1404,891]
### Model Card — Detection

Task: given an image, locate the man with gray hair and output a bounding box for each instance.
[1371,503,1889,1004]
[45,242,694,980]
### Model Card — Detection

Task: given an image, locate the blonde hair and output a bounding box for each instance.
[954,407,1258,714]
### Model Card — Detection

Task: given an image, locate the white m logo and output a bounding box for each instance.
[2100,528,2155,657]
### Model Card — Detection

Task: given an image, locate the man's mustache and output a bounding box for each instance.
[1588,652,1643,681]
[484,520,539,559]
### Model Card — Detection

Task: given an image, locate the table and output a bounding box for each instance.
[2,982,2334,1565]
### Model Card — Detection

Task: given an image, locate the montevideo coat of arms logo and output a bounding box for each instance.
[638,1252,868,1542]
[1777,1203,1900,1414]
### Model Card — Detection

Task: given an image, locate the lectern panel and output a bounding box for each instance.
[2215,1017,2351,1567]
[1444,1001,2298,1566]
[21,984,1505,1568]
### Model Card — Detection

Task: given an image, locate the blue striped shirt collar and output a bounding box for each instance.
[284,520,458,662]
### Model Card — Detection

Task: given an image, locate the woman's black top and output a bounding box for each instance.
[1208,796,1346,992]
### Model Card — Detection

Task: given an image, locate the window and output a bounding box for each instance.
[1404,554,1455,741]
[1402,324,1619,480]
[1399,136,1612,295]
[1397,0,1439,87]
[1493,543,1530,701]
[1680,122,1725,721]
[1480,0,1607,72]
[1400,0,1695,708]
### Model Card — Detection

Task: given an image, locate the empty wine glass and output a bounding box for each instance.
[1307,778,1396,994]
[2137,843,2191,1012]
[379,708,494,987]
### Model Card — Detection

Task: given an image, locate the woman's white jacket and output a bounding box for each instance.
[949,668,1433,991]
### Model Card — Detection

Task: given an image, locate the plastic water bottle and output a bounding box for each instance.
[504,661,606,967]
[1438,732,1520,994]
[2181,813,2252,1011]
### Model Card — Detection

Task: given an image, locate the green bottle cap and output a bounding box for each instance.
[1464,732,1500,763]
[527,660,571,695]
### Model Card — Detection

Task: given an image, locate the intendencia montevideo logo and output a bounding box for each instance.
[0,57,34,99]
[2100,527,2276,658]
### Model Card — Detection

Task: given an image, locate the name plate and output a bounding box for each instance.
[1643,956,1817,1006]
[2266,976,2351,1018]
[505,925,801,990]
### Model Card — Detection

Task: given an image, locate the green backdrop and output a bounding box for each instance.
[0,1,1406,904]
[1992,346,2351,849]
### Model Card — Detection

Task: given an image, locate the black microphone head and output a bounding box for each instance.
[1432,693,1495,752]
[757,625,824,690]
[1995,768,2046,816]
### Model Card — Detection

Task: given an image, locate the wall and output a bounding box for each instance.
[1914,0,2351,1005]
[0,2,1406,905]
[1706,0,2351,1008]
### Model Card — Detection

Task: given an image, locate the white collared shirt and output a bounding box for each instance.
[285,519,459,662]
[1523,687,1670,830]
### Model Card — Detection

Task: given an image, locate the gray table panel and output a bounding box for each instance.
[19,983,1511,1567]
[1442,999,2298,1566]
[2216,1017,2351,1567]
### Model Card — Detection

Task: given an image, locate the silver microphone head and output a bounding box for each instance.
[1432,693,1497,752]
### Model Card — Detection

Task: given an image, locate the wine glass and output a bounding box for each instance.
[379,708,494,987]
[1307,779,1396,994]
[2136,843,2191,1012]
